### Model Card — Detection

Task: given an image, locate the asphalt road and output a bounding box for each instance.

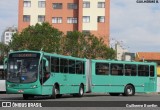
[0,93,160,110]
[0,93,160,101]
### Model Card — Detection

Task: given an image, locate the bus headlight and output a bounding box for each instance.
[7,85,10,88]
[31,85,37,88]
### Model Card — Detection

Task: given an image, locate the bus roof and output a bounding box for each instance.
[9,50,86,61]
[91,59,157,65]
[8,50,157,65]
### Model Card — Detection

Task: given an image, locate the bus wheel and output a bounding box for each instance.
[109,93,120,96]
[77,85,84,97]
[56,94,62,98]
[23,94,29,100]
[123,85,135,96]
[51,85,59,99]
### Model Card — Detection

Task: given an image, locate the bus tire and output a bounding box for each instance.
[51,85,58,99]
[77,85,84,97]
[123,85,135,96]
[56,94,62,98]
[23,94,29,100]
[109,93,120,96]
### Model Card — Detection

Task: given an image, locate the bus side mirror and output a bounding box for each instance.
[3,58,8,70]
[43,57,49,72]
[43,57,49,67]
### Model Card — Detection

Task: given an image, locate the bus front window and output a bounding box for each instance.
[7,58,39,83]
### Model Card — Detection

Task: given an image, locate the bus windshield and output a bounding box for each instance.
[7,58,39,83]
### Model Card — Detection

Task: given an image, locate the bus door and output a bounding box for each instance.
[67,60,86,93]
[40,56,51,95]
[59,58,70,93]
[50,57,70,94]
[92,62,109,93]
[148,65,157,92]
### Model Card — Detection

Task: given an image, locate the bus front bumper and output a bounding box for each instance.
[6,87,42,95]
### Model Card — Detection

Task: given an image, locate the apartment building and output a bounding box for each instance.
[1,26,17,45]
[18,0,110,45]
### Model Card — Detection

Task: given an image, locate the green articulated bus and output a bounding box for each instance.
[5,50,157,99]
[86,59,157,96]
[6,50,86,99]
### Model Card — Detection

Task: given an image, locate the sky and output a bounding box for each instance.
[0,0,160,53]
[0,0,18,35]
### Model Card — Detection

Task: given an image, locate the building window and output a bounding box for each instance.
[5,41,9,44]
[97,16,105,22]
[5,33,9,36]
[24,1,31,7]
[98,2,105,8]
[83,1,90,8]
[82,30,90,36]
[83,16,90,23]
[23,15,30,22]
[53,3,62,9]
[38,1,45,8]
[68,3,77,9]
[67,17,77,24]
[52,17,62,23]
[5,37,9,40]
[38,15,45,22]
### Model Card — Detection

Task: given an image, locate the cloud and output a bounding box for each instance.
[111,0,160,52]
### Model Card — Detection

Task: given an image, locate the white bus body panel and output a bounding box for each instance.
[0,80,6,92]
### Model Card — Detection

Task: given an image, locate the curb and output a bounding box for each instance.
[145,92,160,95]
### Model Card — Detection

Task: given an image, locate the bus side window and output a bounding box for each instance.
[69,60,75,74]
[131,65,137,76]
[150,66,155,77]
[60,58,68,73]
[144,65,149,76]
[125,65,131,76]
[138,65,149,77]
[51,57,59,73]
[125,64,137,76]
[111,65,118,75]
[76,61,84,74]
[96,63,109,75]
[111,64,123,76]
[81,62,85,74]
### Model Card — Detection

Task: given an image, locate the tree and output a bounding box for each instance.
[0,42,10,64]
[8,22,115,60]
[84,34,116,59]
[63,31,116,59]
[61,31,88,57]
[10,22,63,53]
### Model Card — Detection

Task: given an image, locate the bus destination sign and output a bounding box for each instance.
[10,53,40,58]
